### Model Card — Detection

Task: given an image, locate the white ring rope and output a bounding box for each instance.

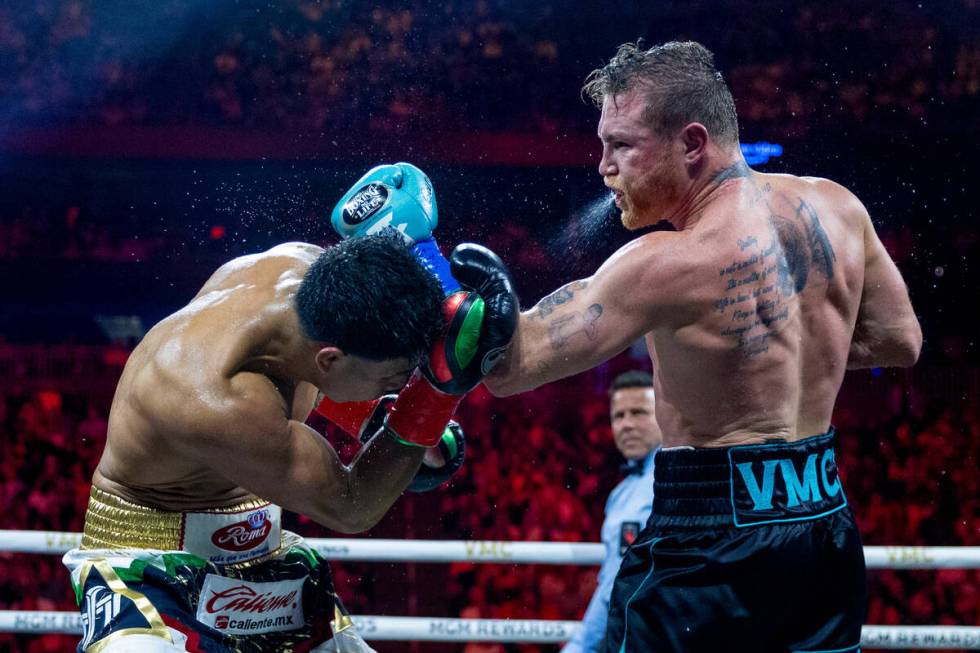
[2,530,979,569]
[0,612,978,648]
[2,531,978,647]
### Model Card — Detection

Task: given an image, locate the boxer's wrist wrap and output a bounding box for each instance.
[385,371,462,447]
[412,237,461,295]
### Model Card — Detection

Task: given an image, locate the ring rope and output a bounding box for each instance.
[0,612,977,648]
[2,531,978,569]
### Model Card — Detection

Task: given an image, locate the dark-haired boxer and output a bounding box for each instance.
[485,40,921,652]
[65,229,517,647]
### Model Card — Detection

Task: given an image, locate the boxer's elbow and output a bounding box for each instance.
[330,514,378,534]
[848,320,922,369]
[312,491,385,534]
[883,317,923,367]
[894,321,923,367]
[316,504,381,534]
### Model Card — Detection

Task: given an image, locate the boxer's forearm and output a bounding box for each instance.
[483,316,553,396]
[195,414,422,535]
[485,288,626,396]
[331,429,426,532]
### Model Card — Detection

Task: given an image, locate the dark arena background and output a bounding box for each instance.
[1,1,978,651]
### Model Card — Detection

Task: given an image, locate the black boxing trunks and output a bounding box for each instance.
[63,487,368,652]
[604,430,865,653]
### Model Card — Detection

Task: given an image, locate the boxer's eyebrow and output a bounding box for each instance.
[600,131,630,143]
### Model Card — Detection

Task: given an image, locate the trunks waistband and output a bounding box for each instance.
[653,429,847,528]
[82,486,283,565]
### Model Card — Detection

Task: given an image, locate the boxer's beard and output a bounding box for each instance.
[618,155,683,230]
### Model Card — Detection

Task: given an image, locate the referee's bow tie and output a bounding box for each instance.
[619,461,644,476]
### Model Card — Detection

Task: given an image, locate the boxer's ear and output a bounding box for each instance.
[680,122,709,164]
[314,346,344,374]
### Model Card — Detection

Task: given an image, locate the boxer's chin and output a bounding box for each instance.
[619,207,646,231]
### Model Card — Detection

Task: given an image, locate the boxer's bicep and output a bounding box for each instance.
[183,400,358,532]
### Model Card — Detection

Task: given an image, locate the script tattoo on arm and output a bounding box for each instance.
[528,280,589,320]
[548,304,604,350]
[712,197,837,359]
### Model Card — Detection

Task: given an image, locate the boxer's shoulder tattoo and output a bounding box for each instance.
[795,199,836,280]
[712,161,752,183]
[548,304,603,350]
[530,280,589,320]
[768,198,837,294]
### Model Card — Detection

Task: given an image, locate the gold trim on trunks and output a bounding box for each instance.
[81,486,274,552]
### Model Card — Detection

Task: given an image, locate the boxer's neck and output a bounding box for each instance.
[664,154,749,231]
[239,307,322,388]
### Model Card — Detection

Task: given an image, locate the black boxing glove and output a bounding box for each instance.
[407,420,466,493]
[422,243,518,395]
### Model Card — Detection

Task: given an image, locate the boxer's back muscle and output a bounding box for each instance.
[650,174,866,447]
[94,243,322,509]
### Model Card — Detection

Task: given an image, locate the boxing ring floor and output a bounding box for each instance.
[2,531,978,650]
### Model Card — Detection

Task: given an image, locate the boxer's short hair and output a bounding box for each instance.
[295,233,444,363]
[609,370,653,395]
[583,40,739,145]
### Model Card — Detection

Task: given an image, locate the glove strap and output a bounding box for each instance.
[385,371,462,447]
[412,238,461,296]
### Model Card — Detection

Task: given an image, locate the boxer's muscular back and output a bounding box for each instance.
[93,243,322,509]
[649,173,866,447]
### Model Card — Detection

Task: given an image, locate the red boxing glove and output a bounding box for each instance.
[385,371,462,447]
[316,384,456,448]
[317,283,484,447]
[314,395,391,442]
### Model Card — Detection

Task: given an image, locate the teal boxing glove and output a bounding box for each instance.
[331,162,460,295]
[331,162,437,243]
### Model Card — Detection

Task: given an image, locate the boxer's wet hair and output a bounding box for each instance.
[583,40,739,145]
[610,370,653,395]
[296,233,445,363]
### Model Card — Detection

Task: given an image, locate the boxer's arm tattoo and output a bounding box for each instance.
[529,280,589,320]
[547,304,604,349]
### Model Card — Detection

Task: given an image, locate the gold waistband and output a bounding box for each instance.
[81,486,272,551]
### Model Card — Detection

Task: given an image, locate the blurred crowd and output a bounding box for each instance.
[3,185,976,367]
[0,0,977,136]
[0,349,977,652]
